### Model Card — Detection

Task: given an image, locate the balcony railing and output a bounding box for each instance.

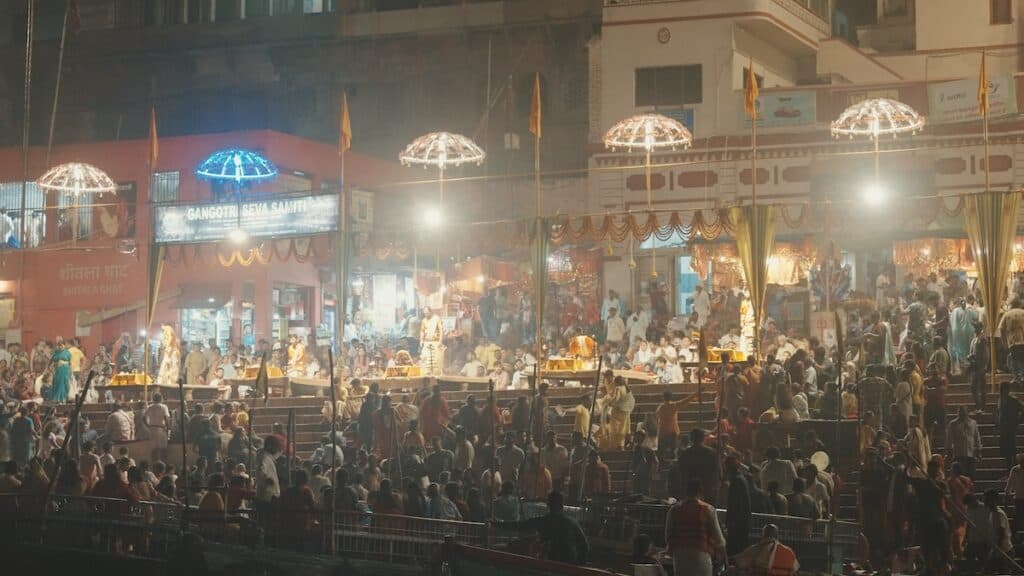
[604,0,829,21]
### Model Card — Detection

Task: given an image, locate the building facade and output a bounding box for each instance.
[589,0,1024,318]
[0,130,399,352]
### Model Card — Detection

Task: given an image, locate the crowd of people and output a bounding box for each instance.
[3,268,1024,574]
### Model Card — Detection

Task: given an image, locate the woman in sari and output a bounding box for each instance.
[50,341,72,403]
[599,374,633,450]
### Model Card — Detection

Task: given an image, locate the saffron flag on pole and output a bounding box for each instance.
[529,72,542,140]
[978,51,990,117]
[340,92,352,155]
[745,57,759,119]
[148,107,159,170]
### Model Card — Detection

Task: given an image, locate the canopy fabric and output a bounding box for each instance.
[531,217,549,362]
[729,205,777,360]
[144,244,166,378]
[965,190,1020,390]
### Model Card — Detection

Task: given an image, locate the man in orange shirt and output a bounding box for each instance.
[732,523,799,576]
[655,391,697,459]
[665,479,726,576]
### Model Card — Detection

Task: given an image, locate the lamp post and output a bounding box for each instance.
[36,161,117,247]
[399,132,486,278]
[603,114,693,280]
[830,98,924,204]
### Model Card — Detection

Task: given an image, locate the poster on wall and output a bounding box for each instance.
[929,75,1017,123]
[97,181,137,239]
[741,91,817,128]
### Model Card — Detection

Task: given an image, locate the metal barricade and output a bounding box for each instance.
[331,510,489,564]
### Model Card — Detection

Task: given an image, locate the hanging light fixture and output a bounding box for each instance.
[400,132,485,274]
[604,113,693,278]
[831,98,924,205]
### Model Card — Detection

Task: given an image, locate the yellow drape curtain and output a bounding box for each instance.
[730,205,777,360]
[965,190,1020,390]
[143,244,166,384]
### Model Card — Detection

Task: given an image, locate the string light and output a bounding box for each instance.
[603,114,693,151]
[399,132,486,168]
[36,162,117,198]
[830,98,925,139]
[196,149,278,183]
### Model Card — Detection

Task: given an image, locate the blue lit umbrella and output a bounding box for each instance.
[195,149,278,183]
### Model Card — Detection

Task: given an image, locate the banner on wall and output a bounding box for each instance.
[929,75,1017,123]
[741,91,817,128]
[154,194,339,244]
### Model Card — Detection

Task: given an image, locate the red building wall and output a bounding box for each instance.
[0,130,402,351]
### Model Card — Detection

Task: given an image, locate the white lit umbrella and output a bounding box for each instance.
[37,161,117,246]
[400,132,485,273]
[604,114,693,277]
[831,98,924,204]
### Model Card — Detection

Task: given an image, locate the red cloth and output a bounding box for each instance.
[735,417,755,452]
[419,397,451,441]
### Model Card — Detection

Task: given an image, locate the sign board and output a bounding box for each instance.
[662,108,695,134]
[928,75,1017,123]
[154,194,339,244]
[742,91,817,128]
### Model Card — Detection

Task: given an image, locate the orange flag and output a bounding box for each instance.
[340,92,352,155]
[978,51,990,117]
[148,107,159,169]
[529,72,542,140]
[744,57,759,119]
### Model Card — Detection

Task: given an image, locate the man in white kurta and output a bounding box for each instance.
[693,285,711,328]
[420,307,445,375]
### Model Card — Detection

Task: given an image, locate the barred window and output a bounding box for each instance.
[0,182,46,248]
[151,171,181,203]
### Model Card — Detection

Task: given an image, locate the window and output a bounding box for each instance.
[0,182,46,248]
[151,172,180,203]
[992,0,1013,23]
[742,67,764,90]
[634,65,702,108]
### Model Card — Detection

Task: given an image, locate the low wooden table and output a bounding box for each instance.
[289,376,333,397]
[96,383,227,402]
[525,368,655,389]
[224,377,289,399]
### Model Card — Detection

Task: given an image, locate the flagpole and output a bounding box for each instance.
[327,348,338,554]
[533,72,544,370]
[980,50,997,394]
[748,57,761,362]
[144,109,157,399]
[44,0,72,169]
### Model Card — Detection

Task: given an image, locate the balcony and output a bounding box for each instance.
[604,0,830,50]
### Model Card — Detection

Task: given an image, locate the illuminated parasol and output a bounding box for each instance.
[37,161,117,247]
[400,132,486,274]
[604,114,693,278]
[831,98,924,204]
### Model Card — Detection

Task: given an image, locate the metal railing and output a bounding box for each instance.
[0,492,858,570]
